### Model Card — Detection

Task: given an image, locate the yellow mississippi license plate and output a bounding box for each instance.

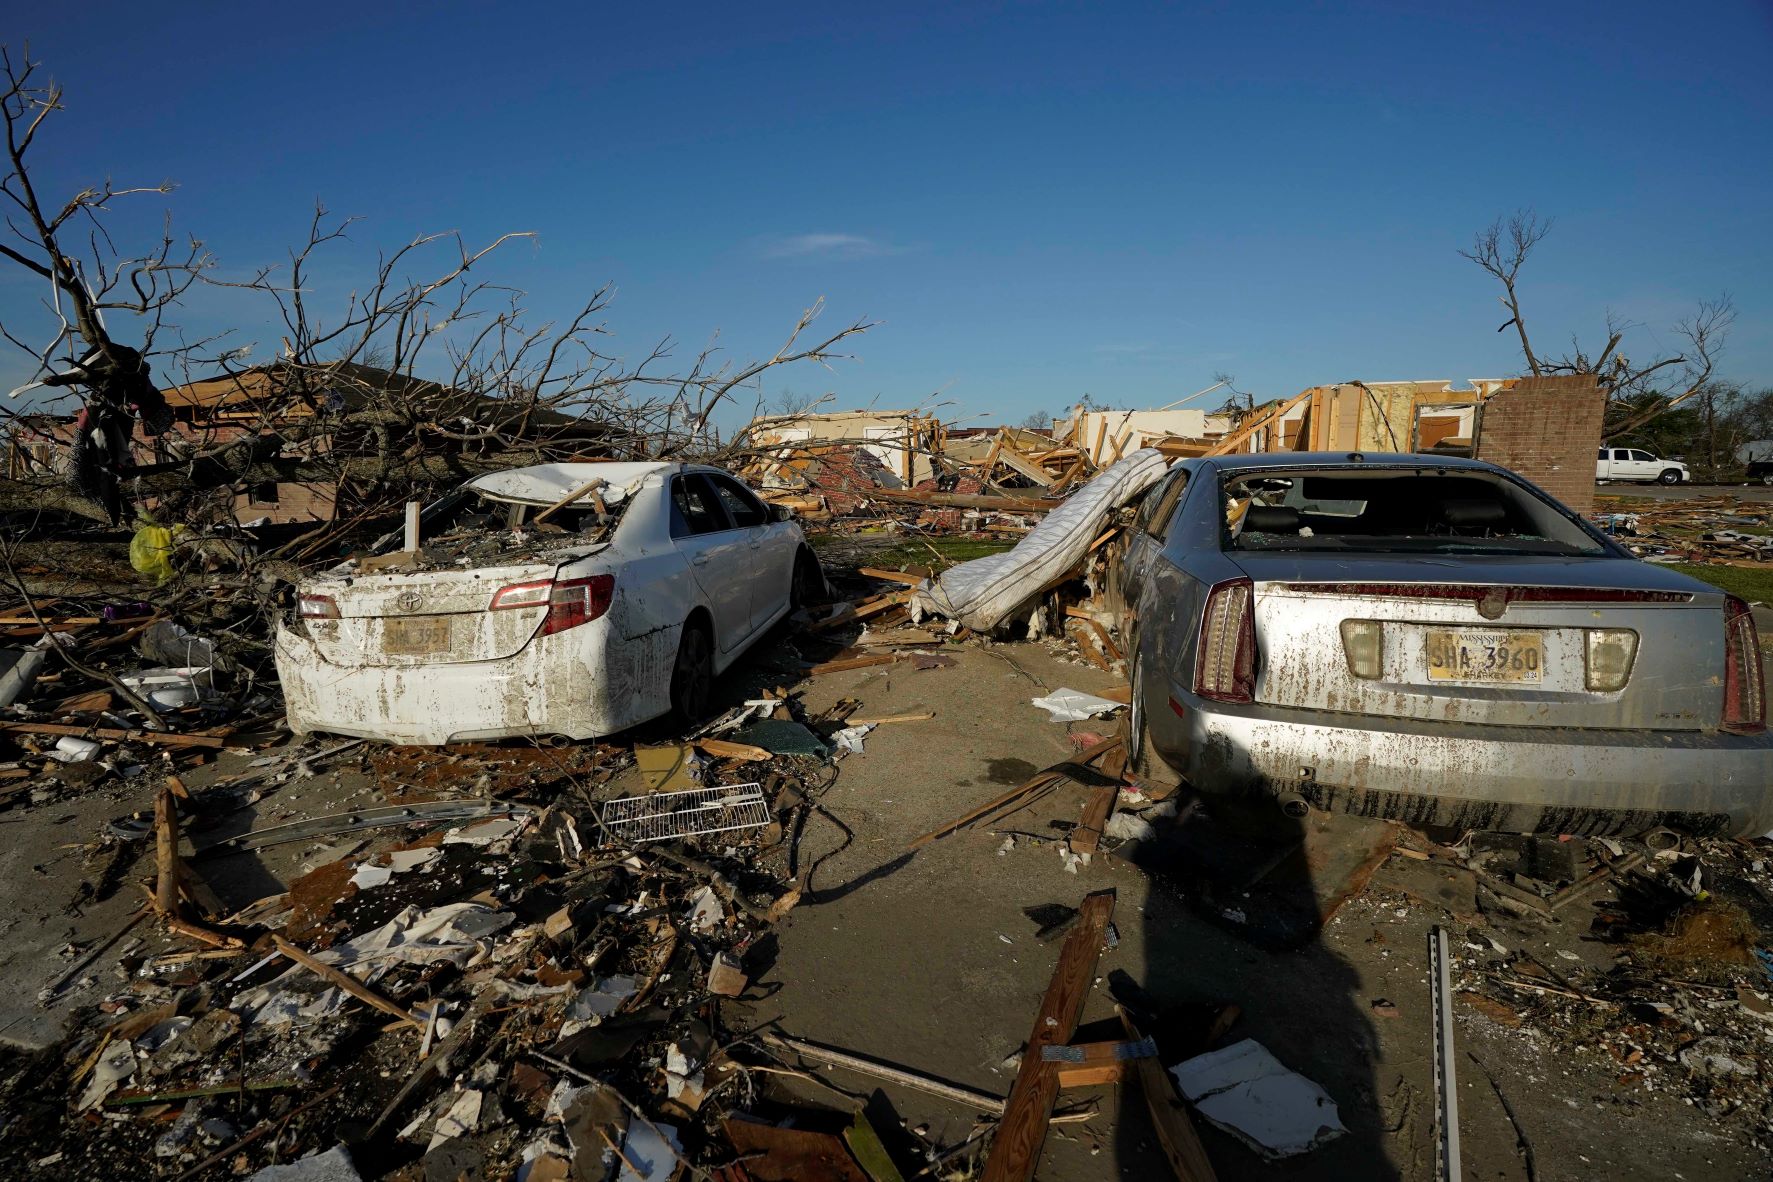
[382,615,452,656]
[1424,629,1543,683]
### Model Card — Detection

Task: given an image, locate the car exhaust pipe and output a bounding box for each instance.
[1276,791,1311,819]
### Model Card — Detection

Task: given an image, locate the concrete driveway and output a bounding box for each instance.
[738,640,1765,1181]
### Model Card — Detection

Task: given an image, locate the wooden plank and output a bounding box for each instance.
[907,736,1124,849]
[981,890,1115,1182]
[1204,388,1314,457]
[1118,1006,1218,1181]
[0,721,225,748]
[272,935,422,1029]
[858,567,930,587]
[1055,1062,1125,1088]
[1071,784,1117,854]
[154,787,180,918]
[997,445,1058,488]
[532,476,606,525]
[806,652,906,675]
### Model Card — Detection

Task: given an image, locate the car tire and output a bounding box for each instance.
[1126,652,1179,789]
[1658,469,1682,485]
[669,619,714,726]
[790,548,826,610]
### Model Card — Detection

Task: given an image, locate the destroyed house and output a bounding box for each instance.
[12,362,615,526]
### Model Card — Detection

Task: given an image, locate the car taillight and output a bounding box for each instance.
[491,575,615,636]
[1339,619,1384,680]
[539,575,615,636]
[1722,595,1765,735]
[1195,577,1256,702]
[298,593,339,619]
[489,579,554,611]
[1583,629,1638,693]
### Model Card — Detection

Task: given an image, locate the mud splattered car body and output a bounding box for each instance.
[277,462,815,745]
[1120,453,1771,836]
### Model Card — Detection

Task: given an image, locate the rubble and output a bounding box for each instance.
[0,429,1767,1180]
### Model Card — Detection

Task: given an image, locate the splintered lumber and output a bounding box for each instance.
[807,651,908,675]
[909,736,1124,849]
[858,566,931,587]
[271,935,422,1029]
[1070,784,1117,855]
[692,738,772,762]
[1118,1006,1218,1181]
[808,591,915,632]
[997,445,1058,487]
[846,711,935,725]
[982,891,1116,1182]
[763,1033,1007,1114]
[154,787,180,918]
[165,917,246,949]
[532,476,606,525]
[0,721,225,748]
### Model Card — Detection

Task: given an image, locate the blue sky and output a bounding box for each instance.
[4,1,1770,431]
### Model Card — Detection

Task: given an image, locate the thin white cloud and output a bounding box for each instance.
[758,232,897,261]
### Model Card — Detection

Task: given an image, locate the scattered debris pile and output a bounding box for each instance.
[0,683,950,1179]
[1591,495,1773,569]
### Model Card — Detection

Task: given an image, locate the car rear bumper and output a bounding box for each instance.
[1157,689,1773,836]
[275,622,644,745]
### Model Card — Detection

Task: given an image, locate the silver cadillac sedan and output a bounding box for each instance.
[1120,453,1771,836]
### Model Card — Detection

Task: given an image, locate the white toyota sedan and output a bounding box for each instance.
[276,462,821,745]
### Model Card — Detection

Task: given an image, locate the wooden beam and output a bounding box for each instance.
[0,721,226,748]
[982,890,1116,1182]
[1117,1006,1218,1181]
[1203,388,1314,457]
[1070,784,1117,854]
[858,567,930,587]
[272,935,422,1029]
[907,735,1124,849]
[532,476,606,525]
[154,787,180,918]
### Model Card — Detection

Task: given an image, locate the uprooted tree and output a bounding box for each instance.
[0,45,870,537]
[1460,210,1734,440]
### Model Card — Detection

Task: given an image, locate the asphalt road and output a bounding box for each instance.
[1598,480,1773,503]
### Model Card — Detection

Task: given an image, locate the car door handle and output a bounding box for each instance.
[692,553,711,566]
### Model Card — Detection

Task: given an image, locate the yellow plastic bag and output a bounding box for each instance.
[130,524,179,584]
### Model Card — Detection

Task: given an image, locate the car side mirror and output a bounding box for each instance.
[769,503,795,523]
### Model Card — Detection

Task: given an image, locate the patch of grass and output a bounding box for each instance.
[807,531,1016,574]
[1667,563,1773,606]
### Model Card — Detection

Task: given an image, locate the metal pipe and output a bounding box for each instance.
[1275,792,1310,819]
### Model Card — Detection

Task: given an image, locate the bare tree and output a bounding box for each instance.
[1460,210,1733,440]
[0,46,214,522]
[0,47,870,538]
[1459,211,1553,376]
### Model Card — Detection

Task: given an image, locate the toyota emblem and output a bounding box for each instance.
[396,590,422,612]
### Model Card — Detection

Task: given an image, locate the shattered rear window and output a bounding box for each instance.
[1221,468,1607,556]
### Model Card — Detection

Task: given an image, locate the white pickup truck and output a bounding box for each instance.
[1596,447,1688,485]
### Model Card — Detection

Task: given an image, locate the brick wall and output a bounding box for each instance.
[1474,375,1604,515]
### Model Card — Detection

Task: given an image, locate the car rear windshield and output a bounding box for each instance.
[1221,468,1607,556]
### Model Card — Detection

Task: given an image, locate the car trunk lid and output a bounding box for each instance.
[1232,554,1726,731]
[299,560,565,668]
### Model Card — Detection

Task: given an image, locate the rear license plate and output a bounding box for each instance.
[382,616,452,656]
[1424,629,1543,683]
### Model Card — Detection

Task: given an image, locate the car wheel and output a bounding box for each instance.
[1658,469,1682,485]
[790,548,826,610]
[669,619,714,725]
[1126,652,1178,788]
[1762,473,1772,486]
